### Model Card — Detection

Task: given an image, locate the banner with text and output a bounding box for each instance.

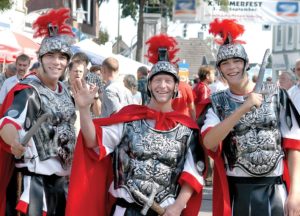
[196,0,300,24]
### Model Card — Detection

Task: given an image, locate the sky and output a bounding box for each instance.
[99,1,272,64]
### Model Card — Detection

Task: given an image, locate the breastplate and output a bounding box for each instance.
[211,84,284,176]
[113,120,193,204]
[23,79,76,169]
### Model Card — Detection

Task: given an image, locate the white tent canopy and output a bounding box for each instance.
[71,39,150,77]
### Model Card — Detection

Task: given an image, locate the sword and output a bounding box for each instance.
[253,48,271,93]
[250,49,271,112]
[129,184,165,216]
[20,113,52,146]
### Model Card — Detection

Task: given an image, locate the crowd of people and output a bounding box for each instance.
[0,8,300,216]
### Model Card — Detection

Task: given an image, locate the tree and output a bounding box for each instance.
[0,0,12,11]
[119,0,173,62]
[93,28,109,45]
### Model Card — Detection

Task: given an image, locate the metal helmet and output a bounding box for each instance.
[38,29,73,60]
[146,46,180,97]
[216,43,248,66]
[33,8,74,60]
[209,19,248,66]
[147,47,179,82]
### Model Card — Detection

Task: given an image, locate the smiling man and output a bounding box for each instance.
[0,8,76,216]
[67,34,206,216]
[201,19,300,216]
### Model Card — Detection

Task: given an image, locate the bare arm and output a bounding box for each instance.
[285,149,300,216]
[163,183,194,216]
[203,92,263,150]
[72,78,98,148]
[188,102,196,120]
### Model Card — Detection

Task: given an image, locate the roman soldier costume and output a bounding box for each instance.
[0,8,76,216]
[67,34,206,216]
[200,18,300,216]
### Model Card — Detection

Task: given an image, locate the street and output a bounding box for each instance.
[199,186,212,216]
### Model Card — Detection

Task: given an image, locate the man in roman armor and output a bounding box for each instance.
[66,34,206,216]
[200,18,300,216]
[0,8,77,216]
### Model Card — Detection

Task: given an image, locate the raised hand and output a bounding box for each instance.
[71,78,99,110]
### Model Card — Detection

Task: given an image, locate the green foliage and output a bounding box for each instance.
[97,0,109,6]
[0,0,12,11]
[119,0,139,21]
[93,28,109,45]
[119,0,173,21]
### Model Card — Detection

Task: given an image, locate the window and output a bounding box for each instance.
[81,0,93,25]
[273,25,283,52]
[285,24,295,51]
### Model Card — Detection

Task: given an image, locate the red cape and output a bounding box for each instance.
[0,84,31,216]
[66,105,204,216]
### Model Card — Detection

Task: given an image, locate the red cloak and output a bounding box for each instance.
[66,105,204,216]
[0,84,31,216]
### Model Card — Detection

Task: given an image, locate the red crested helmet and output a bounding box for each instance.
[209,19,248,67]
[145,34,180,98]
[33,8,75,60]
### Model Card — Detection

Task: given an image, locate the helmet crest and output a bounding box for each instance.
[209,19,248,66]
[33,8,74,60]
[145,34,180,98]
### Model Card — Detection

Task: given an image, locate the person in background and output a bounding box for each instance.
[266,76,273,83]
[71,52,102,118]
[209,71,228,94]
[0,63,17,88]
[90,64,102,77]
[29,62,40,73]
[72,52,105,94]
[66,34,206,216]
[0,54,31,106]
[201,18,300,216]
[0,8,76,216]
[123,74,142,105]
[288,59,300,113]
[278,71,297,91]
[137,66,149,105]
[193,65,215,118]
[172,79,196,119]
[252,74,258,83]
[66,61,101,119]
[100,57,133,117]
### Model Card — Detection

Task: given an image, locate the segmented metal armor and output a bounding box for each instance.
[113,120,199,205]
[211,83,284,176]
[21,78,76,169]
